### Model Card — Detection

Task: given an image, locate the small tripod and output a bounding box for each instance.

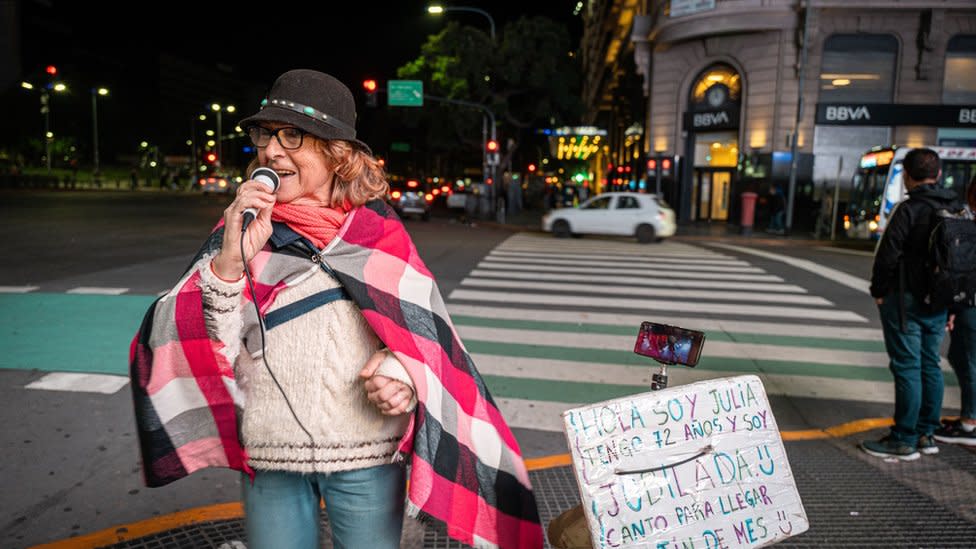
[650,359,675,391]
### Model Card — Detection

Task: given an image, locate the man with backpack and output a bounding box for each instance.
[935,176,976,446]
[864,148,959,460]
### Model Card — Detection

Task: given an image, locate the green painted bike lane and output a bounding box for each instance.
[3,293,949,408]
[0,293,156,375]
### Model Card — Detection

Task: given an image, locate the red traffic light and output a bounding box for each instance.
[205,152,217,163]
[486,140,499,152]
[46,65,58,76]
[363,79,378,92]
[647,159,657,171]
[662,158,672,170]
[527,163,536,173]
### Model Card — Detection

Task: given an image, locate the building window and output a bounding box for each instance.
[944,35,976,104]
[690,64,741,109]
[819,34,898,102]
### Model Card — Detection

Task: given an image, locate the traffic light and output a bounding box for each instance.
[486,139,499,165]
[363,79,378,107]
[205,152,217,164]
[46,65,58,76]
[661,157,673,178]
[527,163,536,173]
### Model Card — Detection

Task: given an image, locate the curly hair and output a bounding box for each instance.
[247,138,389,208]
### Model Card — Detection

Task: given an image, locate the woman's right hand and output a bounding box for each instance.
[211,178,278,280]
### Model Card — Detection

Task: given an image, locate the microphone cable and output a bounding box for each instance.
[240,234,316,448]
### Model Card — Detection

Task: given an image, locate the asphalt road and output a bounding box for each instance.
[0,189,939,548]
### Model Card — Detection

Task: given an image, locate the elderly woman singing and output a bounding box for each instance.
[130,70,542,549]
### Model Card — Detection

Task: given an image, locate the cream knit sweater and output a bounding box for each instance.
[197,254,415,473]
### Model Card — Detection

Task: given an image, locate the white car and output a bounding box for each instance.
[541,192,677,243]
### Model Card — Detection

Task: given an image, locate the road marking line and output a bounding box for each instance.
[709,243,871,295]
[490,250,751,265]
[460,278,831,305]
[446,304,882,340]
[66,287,129,295]
[470,269,808,293]
[25,372,129,394]
[29,501,245,549]
[813,246,875,257]
[449,289,867,321]
[486,254,765,273]
[477,261,784,281]
[0,285,39,293]
[462,326,884,366]
[497,243,726,257]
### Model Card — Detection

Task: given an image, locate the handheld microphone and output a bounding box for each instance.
[241,167,280,232]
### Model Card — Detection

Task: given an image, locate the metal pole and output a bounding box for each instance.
[446,7,495,40]
[655,152,663,196]
[190,117,197,181]
[42,89,51,173]
[785,1,811,234]
[830,157,842,241]
[92,90,100,175]
[216,109,222,169]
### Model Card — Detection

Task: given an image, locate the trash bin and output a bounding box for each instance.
[740,191,758,236]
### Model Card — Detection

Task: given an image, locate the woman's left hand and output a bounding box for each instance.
[359,351,415,416]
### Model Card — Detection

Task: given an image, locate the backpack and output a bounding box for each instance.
[923,206,976,310]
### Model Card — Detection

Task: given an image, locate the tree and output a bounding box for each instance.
[395,16,581,168]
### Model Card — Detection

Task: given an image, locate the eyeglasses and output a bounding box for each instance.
[247,126,306,150]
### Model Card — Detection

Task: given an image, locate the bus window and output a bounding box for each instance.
[942,161,976,200]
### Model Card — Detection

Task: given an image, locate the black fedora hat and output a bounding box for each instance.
[240,69,370,153]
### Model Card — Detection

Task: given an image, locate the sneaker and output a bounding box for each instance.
[933,421,976,446]
[917,435,940,455]
[861,435,921,461]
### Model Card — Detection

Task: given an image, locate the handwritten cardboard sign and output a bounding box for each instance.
[562,375,808,548]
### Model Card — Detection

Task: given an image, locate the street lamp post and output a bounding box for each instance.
[427,5,496,40]
[210,103,236,169]
[91,87,109,177]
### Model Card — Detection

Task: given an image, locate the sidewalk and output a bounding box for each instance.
[480,206,876,253]
[35,432,976,548]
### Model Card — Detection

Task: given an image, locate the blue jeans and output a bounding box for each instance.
[242,464,406,549]
[948,307,976,420]
[878,292,947,445]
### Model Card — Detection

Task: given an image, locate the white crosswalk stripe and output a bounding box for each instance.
[66,287,130,295]
[0,286,40,293]
[446,233,954,433]
[469,270,809,293]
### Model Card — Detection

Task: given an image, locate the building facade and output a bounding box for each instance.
[582,0,976,229]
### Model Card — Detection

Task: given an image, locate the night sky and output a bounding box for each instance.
[12,0,582,168]
[21,0,582,100]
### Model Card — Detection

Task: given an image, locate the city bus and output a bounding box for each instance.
[845,145,976,239]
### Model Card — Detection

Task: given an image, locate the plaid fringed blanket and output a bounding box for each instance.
[130,200,543,549]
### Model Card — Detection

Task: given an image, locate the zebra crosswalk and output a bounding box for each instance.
[445,233,959,433]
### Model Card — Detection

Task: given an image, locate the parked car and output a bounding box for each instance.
[388,179,431,221]
[541,192,676,243]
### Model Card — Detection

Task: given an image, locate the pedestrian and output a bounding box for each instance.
[766,185,785,234]
[129,70,541,549]
[129,167,138,190]
[935,175,976,446]
[863,148,958,460]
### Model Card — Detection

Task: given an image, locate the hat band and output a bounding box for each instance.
[260,98,356,136]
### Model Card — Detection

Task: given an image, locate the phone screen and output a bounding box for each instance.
[633,322,705,366]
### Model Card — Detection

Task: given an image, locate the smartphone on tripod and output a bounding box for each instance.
[633,321,705,367]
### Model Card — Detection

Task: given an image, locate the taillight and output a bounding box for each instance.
[441,185,450,193]
[424,193,433,202]
[432,188,440,196]
[392,190,402,199]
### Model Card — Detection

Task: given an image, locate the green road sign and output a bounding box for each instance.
[391,142,411,152]
[388,80,423,107]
